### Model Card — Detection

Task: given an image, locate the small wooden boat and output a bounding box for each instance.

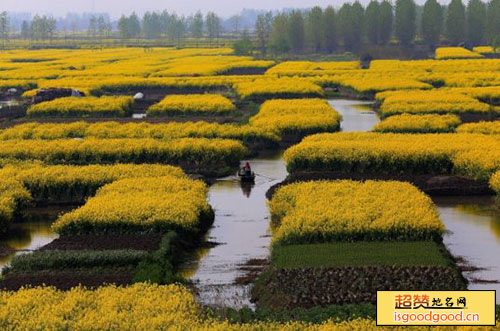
[237,168,255,182]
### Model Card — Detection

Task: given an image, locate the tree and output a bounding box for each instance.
[119,13,141,39]
[233,30,253,55]
[338,3,363,51]
[167,14,186,43]
[487,0,500,43]
[379,0,394,45]
[0,12,9,48]
[228,15,241,34]
[255,12,273,55]
[421,0,443,48]
[446,0,466,45]
[191,11,203,39]
[307,6,323,52]
[21,20,30,39]
[160,10,170,34]
[351,1,365,50]
[467,0,487,46]
[337,3,353,50]
[365,0,380,45]
[395,0,417,45]
[88,15,97,39]
[289,10,305,53]
[269,13,290,55]
[323,6,337,52]
[128,13,141,38]
[118,15,129,39]
[30,15,56,41]
[206,12,221,45]
[143,12,162,38]
[97,15,107,38]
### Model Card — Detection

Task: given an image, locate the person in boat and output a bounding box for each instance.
[242,162,251,175]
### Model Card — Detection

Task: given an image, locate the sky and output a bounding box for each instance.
[3,0,428,19]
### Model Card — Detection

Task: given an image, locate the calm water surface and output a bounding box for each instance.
[180,151,287,308]
[329,99,378,132]
[435,196,500,302]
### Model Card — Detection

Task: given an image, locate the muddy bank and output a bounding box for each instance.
[267,172,493,199]
[220,67,268,75]
[1,267,135,291]
[337,87,375,100]
[40,233,164,251]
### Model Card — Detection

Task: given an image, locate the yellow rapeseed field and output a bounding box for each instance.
[373,114,461,133]
[233,78,324,100]
[456,121,500,134]
[270,180,444,245]
[435,47,484,59]
[0,164,188,233]
[27,96,134,117]
[0,137,247,166]
[147,94,236,116]
[52,176,210,234]
[2,283,495,330]
[284,132,500,180]
[250,99,342,134]
[0,121,280,143]
[379,90,490,117]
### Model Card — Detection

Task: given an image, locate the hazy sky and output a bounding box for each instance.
[3,0,419,18]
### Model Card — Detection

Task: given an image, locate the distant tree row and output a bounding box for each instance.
[20,15,57,41]
[88,15,112,39]
[117,11,222,42]
[253,0,500,55]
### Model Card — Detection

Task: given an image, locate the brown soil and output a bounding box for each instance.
[40,234,163,251]
[459,112,500,123]
[267,172,493,199]
[252,265,466,309]
[219,67,268,75]
[0,267,134,291]
[459,265,488,272]
[234,258,269,285]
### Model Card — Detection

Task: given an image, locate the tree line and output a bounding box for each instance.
[117,11,222,42]
[253,0,500,55]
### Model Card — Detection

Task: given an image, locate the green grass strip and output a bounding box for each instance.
[272,241,449,269]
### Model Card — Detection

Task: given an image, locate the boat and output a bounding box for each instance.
[237,168,255,182]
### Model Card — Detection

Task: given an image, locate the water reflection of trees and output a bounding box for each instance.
[455,202,500,241]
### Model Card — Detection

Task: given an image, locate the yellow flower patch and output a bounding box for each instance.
[250,99,341,135]
[373,114,461,133]
[147,94,235,116]
[0,121,279,143]
[284,132,500,180]
[27,96,134,117]
[435,47,484,59]
[270,180,444,244]
[379,89,490,117]
[456,121,500,134]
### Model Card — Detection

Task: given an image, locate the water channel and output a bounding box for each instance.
[0,99,499,304]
